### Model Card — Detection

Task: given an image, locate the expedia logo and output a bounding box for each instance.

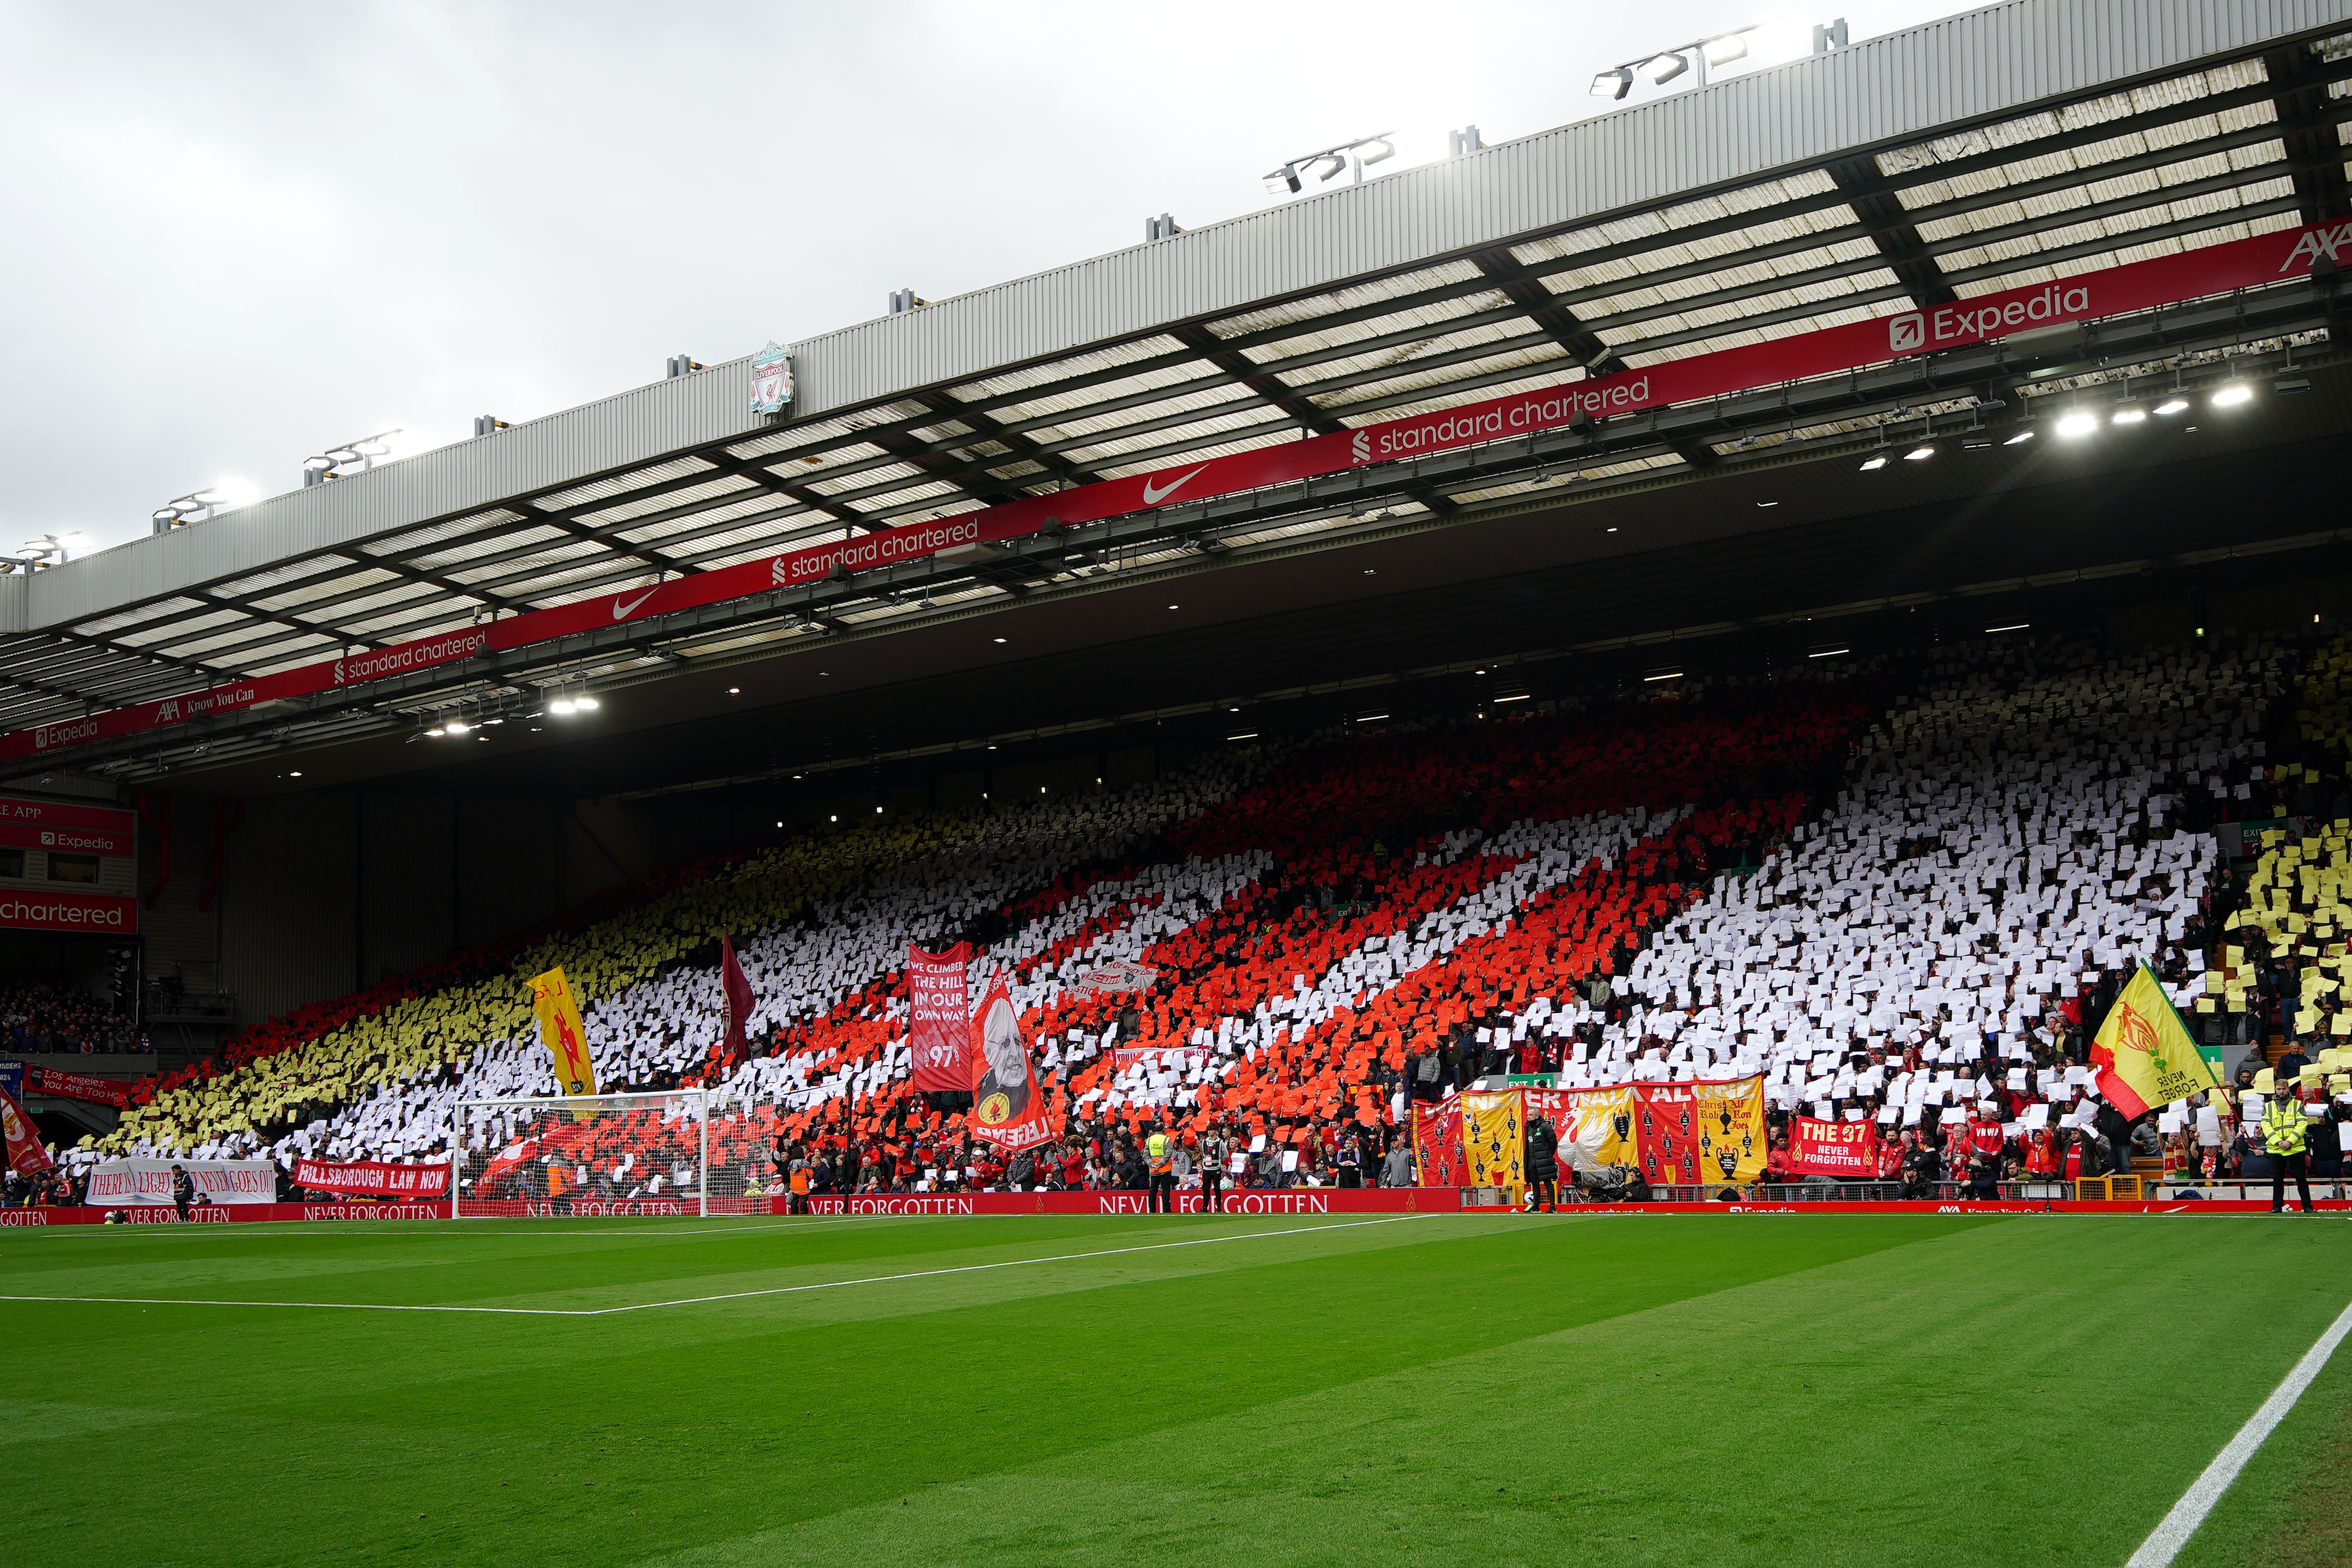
[1889,312,1926,353]
[38,832,51,846]
[1350,430,1370,463]
[2280,221,2352,273]
[32,718,99,750]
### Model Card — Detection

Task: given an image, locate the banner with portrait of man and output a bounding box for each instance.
[969,974,1055,1151]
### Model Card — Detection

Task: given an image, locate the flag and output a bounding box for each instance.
[0,1086,53,1178]
[2091,963,2221,1119]
[1692,1075,1768,1185]
[719,933,756,1053]
[529,965,597,1097]
[968,973,1053,1151]
[907,942,972,1093]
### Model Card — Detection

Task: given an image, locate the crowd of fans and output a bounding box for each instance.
[53,628,2352,1209]
[1,979,148,1055]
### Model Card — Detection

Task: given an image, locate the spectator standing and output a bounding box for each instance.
[1523,1113,1560,1213]
[170,1164,193,1223]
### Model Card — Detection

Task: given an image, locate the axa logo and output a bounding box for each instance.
[1888,312,1926,353]
[2280,221,2352,272]
[1350,430,1370,464]
[155,699,180,723]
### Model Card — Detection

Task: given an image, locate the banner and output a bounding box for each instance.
[719,933,756,1053]
[969,974,1055,1151]
[293,1158,451,1198]
[1528,1084,1637,1174]
[1460,1090,1524,1201]
[0,796,135,834]
[2092,964,2221,1118]
[0,889,137,935]
[0,822,133,857]
[529,965,597,1097]
[1067,958,1159,997]
[1788,1117,1881,1179]
[907,942,971,1094]
[0,1060,20,1101]
[0,1086,52,1177]
[1412,1099,1464,1190]
[1691,1075,1768,1186]
[13,219,2351,766]
[83,1157,275,1205]
[26,1067,130,1108]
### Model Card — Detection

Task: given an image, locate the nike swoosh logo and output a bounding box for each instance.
[1140,465,1209,505]
[612,589,659,620]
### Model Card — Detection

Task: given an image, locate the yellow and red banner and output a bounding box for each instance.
[1460,1091,1524,1201]
[1528,1083,1639,1173]
[529,965,597,1097]
[2092,963,2221,1118]
[1788,1117,1880,1178]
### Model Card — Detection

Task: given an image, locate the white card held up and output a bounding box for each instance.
[1280,1150,1300,1172]
[1249,1133,1267,1153]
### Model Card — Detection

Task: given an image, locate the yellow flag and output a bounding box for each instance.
[2090,963,2219,1118]
[1459,1091,1524,1203]
[530,966,597,1097]
[1693,1076,1769,1185]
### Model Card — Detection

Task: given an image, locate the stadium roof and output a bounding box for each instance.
[7,0,2352,788]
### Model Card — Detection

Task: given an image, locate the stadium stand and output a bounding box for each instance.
[53,633,2351,1206]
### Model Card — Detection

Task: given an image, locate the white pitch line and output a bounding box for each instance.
[0,1213,1436,1318]
[2123,1291,2352,1568]
[579,1212,1432,1314]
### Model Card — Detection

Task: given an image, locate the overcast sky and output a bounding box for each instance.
[0,0,1979,561]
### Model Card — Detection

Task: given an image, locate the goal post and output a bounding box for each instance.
[449,1089,771,1219]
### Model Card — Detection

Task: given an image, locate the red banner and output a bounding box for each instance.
[719,933,755,1053]
[0,796,134,833]
[0,1087,54,1177]
[293,1158,451,1198]
[1788,1117,1882,1178]
[10,218,2348,768]
[1632,1083,1709,1185]
[0,822,133,857]
[907,942,971,1094]
[0,889,137,935]
[968,973,1055,1151]
[26,1068,130,1108]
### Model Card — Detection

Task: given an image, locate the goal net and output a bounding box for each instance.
[452,1090,771,1218]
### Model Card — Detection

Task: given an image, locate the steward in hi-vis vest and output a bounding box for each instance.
[2262,1093,2316,1214]
[1144,1128,1177,1215]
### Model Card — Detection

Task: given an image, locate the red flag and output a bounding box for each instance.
[968,973,1055,1151]
[0,1087,53,1178]
[720,932,757,1052]
[907,942,972,1093]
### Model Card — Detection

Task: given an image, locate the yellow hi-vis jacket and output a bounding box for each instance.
[1145,1132,1172,1175]
[2262,1097,2310,1158]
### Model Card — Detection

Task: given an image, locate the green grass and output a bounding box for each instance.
[2,1211,2347,1567]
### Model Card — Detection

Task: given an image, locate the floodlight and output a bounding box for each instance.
[444,718,471,736]
[1590,67,1634,99]
[1640,52,1689,85]
[1263,165,1301,194]
[1312,153,1347,183]
[2003,429,2036,445]
[2055,410,2099,438]
[2211,382,2254,408]
[549,698,577,716]
[2154,397,2190,416]
[1356,136,1394,166]
[2111,401,2146,424]
[573,694,600,711]
[2275,374,2312,394]
[1904,445,1936,461]
[1858,454,1888,470]
[1700,33,1748,66]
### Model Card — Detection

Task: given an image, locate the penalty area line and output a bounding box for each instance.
[0,1213,1440,1319]
[2123,1291,2352,1568]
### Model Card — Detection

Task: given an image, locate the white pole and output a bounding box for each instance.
[699,1090,709,1219]
[449,1113,460,1221]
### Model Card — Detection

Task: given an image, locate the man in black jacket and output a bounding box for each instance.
[1523,1114,1561,1213]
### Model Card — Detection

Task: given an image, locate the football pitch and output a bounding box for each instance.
[3,1212,2348,1567]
